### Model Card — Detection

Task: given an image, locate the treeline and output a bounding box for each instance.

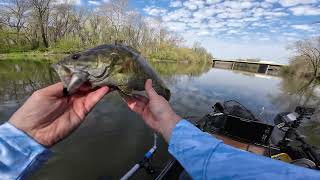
[0,0,212,62]
[282,37,320,81]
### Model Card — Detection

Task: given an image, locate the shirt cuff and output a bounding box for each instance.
[0,122,51,179]
[0,122,48,155]
[168,119,222,153]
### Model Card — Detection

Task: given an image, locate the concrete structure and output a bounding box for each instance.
[212,59,287,76]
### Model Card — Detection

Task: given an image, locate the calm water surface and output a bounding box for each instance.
[0,60,319,179]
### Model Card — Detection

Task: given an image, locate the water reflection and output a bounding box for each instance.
[0,60,319,179]
[0,61,57,103]
[269,75,320,146]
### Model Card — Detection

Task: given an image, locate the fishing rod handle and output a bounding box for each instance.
[120,164,140,180]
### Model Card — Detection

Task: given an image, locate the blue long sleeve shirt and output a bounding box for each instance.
[0,120,320,179]
[169,120,320,180]
[0,123,51,180]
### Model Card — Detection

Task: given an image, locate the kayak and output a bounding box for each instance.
[122,100,320,179]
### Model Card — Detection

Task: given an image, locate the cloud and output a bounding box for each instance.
[143,6,167,16]
[165,21,187,32]
[289,5,320,16]
[183,0,204,10]
[170,0,182,8]
[222,1,256,9]
[265,0,278,3]
[278,0,318,7]
[183,1,197,10]
[162,8,191,21]
[189,36,292,63]
[259,37,270,41]
[88,0,100,6]
[54,0,81,5]
[140,0,320,62]
[283,32,299,36]
[197,30,210,36]
[291,24,313,30]
[227,30,239,34]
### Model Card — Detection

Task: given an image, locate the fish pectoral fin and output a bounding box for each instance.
[117,87,133,101]
[118,90,131,98]
[118,86,132,95]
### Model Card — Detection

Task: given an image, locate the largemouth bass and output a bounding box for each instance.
[51,44,171,100]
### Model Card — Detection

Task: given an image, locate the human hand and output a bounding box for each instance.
[125,79,181,142]
[9,83,110,147]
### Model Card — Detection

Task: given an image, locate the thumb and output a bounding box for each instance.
[40,82,65,97]
[145,79,158,100]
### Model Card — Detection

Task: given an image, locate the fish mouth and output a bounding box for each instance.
[164,88,171,101]
[51,64,89,94]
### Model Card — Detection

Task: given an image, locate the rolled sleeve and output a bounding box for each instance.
[0,122,51,180]
[168,119,320,180]
[168,120,223,179]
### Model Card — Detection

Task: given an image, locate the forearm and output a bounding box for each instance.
[168,120,320,180]
[0,122,51,179]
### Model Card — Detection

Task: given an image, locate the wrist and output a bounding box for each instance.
[160,113,182,142]
[9,119,42,146]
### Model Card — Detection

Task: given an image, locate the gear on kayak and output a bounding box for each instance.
[119,100,319,179]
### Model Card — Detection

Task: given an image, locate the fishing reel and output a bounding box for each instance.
[273,106,320,169]
[274,106,315,132]
[273,106,315,145]
[139,157,155,175]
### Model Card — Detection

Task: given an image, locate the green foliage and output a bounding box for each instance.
[150,61,211,76]
[0,0,213,62]
[51,37,85,53]
[282,56,314,78]
[285,37,320,79]
[280,66,290,75]
[149,47,212,62]
[0,51,64,61]
[0,28,34,53]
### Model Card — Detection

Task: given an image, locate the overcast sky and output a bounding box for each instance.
[76,0,320,63]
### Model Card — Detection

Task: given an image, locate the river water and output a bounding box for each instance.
[0,60,319,179]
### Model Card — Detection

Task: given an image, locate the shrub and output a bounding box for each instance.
[52,37,84,53]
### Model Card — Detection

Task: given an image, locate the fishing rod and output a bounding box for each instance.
[120,133,158,180]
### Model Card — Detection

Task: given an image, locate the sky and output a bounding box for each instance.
[74,0,319,63]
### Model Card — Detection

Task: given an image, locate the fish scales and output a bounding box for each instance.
[52,44,171,100]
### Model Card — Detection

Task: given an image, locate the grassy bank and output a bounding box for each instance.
[0,51,66,61]
[0,47,212,63]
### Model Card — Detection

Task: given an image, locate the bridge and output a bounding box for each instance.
[212,59,287,76]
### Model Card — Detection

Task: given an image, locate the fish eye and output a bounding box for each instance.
[72,54,81,60]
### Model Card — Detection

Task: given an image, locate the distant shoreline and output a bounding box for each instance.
[0,51,66,61]
[0,51,212,63]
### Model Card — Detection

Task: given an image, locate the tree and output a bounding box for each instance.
[49,2,74,43]
[294,37,320,78]
[0,0,30,45]
[0,0,213,62]
[31,0,51,48]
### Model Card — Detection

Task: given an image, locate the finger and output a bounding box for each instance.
[133,94,149,104]
[126,98,146,114]
[39,82,64,97]
[84,86,110,111]
[145,79,158,100]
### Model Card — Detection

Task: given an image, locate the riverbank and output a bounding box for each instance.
[0,50,212,63]
[0,51,66,61]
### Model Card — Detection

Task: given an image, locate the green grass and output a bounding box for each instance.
[0,51,65,61]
